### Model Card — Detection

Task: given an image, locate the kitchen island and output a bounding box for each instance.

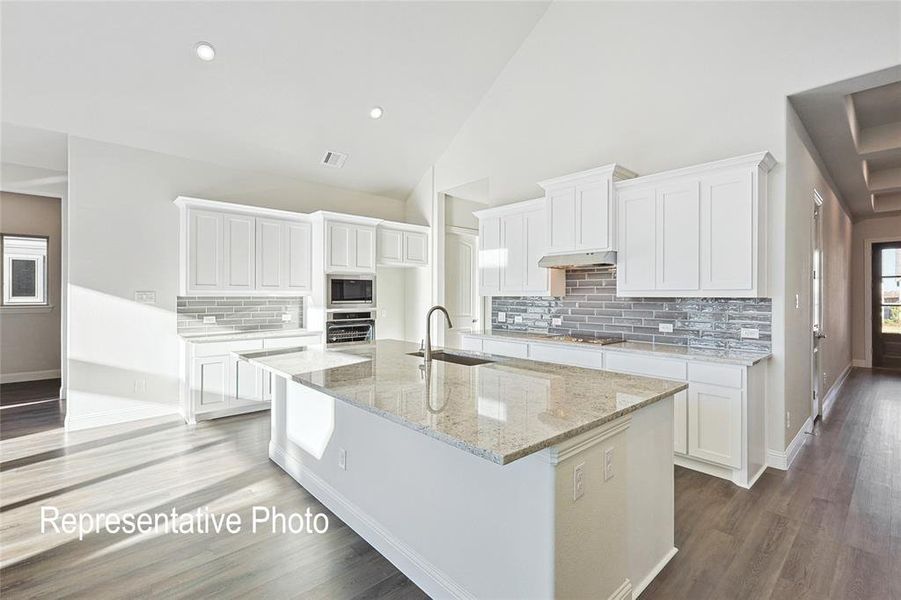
[238,339,687,599]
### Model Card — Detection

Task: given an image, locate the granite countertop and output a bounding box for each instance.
[180,328,322,343]
[463,331,771,366]
[236,339,687,465]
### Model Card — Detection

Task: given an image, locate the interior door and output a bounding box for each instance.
[811,200,824,418]
[445,230,479,349]
[873,241,901,369]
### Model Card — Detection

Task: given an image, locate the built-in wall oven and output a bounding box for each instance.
[327,274,375,310]
[326,311,376,345]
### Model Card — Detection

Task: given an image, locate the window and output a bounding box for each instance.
[2,235,49,306]
[880,246,901,334]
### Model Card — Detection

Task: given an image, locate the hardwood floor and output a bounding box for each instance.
[0,368,898,599]
[0,379,64,440]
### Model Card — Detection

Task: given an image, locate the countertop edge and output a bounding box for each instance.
[181,329,322,343]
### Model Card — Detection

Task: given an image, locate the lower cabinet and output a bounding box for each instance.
[192,356,229,410]
[233,356,265,403]
[687,383,742,469]
[673,389,688,455]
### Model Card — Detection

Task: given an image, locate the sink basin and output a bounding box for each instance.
[407,351,495,366]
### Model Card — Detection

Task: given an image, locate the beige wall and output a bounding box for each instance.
[851,214,901,364]
[0,191,62,380]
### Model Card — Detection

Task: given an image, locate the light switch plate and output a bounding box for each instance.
[514,315,523,324]
[134,290,156,304]
[658,323,674,333]
[497,312,506,323]
[203,316,216,324]
[552,317,563,327]
[741,328,760,339]
[338,448,347,470]
[281,313,292,322]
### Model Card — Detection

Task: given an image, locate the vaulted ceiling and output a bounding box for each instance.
[1,1,549,200]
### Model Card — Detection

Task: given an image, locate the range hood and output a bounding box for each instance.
[538,251,617,269]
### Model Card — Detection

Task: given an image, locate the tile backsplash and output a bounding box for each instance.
[177,296,303,336]
[491,267,771,352]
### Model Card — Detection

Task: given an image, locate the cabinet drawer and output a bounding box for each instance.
[688,362,743,389]
[263,335,321,350]
[460,337,483,353]
[604,352,686,380]
[529,343,603,369]
[192,339,262,357]
[482,339,528,358]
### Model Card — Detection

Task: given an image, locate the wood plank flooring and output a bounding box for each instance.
[1,368,898,599]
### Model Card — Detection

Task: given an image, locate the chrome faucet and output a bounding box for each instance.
[423,305,453,362]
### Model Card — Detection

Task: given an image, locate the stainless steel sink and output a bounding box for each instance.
[407,351,495,366]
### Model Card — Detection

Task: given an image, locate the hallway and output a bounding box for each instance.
[1,368,899,599]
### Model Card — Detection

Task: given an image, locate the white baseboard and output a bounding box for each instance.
[270,442,476,600]
[632,547,676,598]
[766,416,812,470]
[608,578,632,600]
[65,405,180,431]
[852,359,867,368]
[822,363,852,417]
[0,369,61,384]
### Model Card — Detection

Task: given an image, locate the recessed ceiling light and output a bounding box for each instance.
[369,106,384,119]
[194,42,216,62]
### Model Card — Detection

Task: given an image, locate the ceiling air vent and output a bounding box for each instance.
[321,150,348,168]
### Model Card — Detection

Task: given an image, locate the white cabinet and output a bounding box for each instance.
[614,152,774,298]
[326,220,376,273]
[475,199,564,297]
[673,389,688,455]
[687,383,742,469]
[539,164,636,255]
[188,210,224,292]
[232,356,264,403]
[177,198,313,296]
[377,224,429,267]
[192,355,229,409]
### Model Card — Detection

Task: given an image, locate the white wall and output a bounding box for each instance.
[66,136,406,430]
[422,1,899,455]
[851,214,901,364]
[375,267,406,340]
[445,195,482,230]
[785,105,852,439]
[0,192,62,382]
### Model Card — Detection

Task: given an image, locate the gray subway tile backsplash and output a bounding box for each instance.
[491,266,771,353]
[177,296,304,335]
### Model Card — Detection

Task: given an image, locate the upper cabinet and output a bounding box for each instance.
[177,197,312,296]
[377,222,429,267]
[475,199,565,297]
[539,164,637,255]
[325,219,376,273]
[615,152,775,298]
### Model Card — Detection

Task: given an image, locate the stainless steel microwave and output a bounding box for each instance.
[326,274,376,309]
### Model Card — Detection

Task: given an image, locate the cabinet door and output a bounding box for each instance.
[701,169,755,291]
[378,228,404,264]
[326,221,354,271]
[500,212,524,293]
[256,218,284,290]
[232,357,264,404]
[655,180,700,291]
[673,389,688,455]
[576,179,611,250]
[354,226,376,272]
[547,187,576,252]
[478,217,501,295]
[617,187,656,292]
[223,214,255,291]
[523,208,549,294]
[192,355,228,410]
[188,210,223,291]
[403,231,428,265]
[688,383,742,468]
[285,221,312,292]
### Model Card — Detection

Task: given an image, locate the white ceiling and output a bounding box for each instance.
[1,1,549,200]
[790,65,901,220]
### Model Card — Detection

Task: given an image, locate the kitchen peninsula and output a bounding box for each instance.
[238,340,687,599]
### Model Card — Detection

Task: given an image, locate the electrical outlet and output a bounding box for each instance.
[604,447,615,481]
[203,316,216,324]
[338,448,347,471]
[658,323,674,333]
[514,315,523,324]
[497,312,506,323]
[133,379,146,393]
[786,411,791,429]
[381,309,388,318]
[795,294,800,309]
[573,462,585,501]
[552,317,562,327]
[740,328,760,339]
[281,313,292,322]
[823,372,827,385]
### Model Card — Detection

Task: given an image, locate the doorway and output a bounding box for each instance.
[444,227,479,349]
[810,192,825,421]
[872,241,901,369]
